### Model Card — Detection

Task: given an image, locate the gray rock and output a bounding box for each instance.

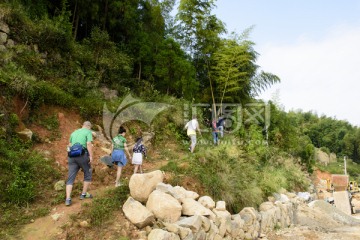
[54,180,65,191]
[146,190,182,223]
[129,170,164,203]
[17,128,33,140]
[0,32,7,44]
[122,197,155,228]
[0,21,10,33]
[176,215,203,232]
[148,229,180,240]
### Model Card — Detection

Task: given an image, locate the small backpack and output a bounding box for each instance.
[68,143,84,157]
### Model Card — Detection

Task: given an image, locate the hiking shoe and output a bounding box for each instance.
[65,198,72,206]
[80,192,93,200]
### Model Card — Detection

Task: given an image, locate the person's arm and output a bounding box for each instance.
[124,143,131,158]
[87,141,93,162]
[142,145,147,157]
[197,121,201,135]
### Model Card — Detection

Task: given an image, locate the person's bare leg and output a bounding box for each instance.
[134,165,138,174]
[66,185,73,199]
[139,165,143,174]
[191,142,195,153]
[115,166,122,185]
[82,181,91,194]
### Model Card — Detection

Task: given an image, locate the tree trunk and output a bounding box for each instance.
[73,13,80,41]
[72,0,78,40]
[72,0,78,26]
[138,62,142,81]
[207,59,217,121]
[102,0,109,31]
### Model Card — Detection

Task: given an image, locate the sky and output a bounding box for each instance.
[212,0,360,126]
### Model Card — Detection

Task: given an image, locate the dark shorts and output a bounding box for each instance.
[112,149,127,167]
[66,153,92,185]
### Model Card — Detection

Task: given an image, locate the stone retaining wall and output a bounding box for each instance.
[123,170,307,240]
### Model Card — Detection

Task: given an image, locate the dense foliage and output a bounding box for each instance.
[1,1,360,237]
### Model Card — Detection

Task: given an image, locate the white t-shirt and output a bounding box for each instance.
[185,119,199,135]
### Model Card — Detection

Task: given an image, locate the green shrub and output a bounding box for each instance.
[9,113,19,128]
[189,145,264,212]
[5,166,35,205]
[320,146,330,155]
[0,62,36,97]
[7,3,73,54]
[85,185,130,227]
[0,137,62,238]
[0,145,61,205]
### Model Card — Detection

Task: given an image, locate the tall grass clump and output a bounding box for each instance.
[186,140,309,213]
[84,185,130,227]
[190,144,263,212]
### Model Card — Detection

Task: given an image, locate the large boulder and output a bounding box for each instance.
[198,196,215,209]
[182,198,214,217]
[231,214,245,239]
[156,183,181,202]
[330,153,337,162]
[146,190,182,223]
[17,128,33,141]
[0,21,10,34]
[239,207,261,239]
[259,202,278,234]
[172,186,199,202]
[148,229,180,240]
[0,32,7,44]
[175,215,203,233]
[6,39,14,48]
[54,180,65,191]
[122,197,154,228]
[315,148,330,165]
[129,170,164,203]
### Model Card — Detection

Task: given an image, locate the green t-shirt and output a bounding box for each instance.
[112,135,126,150]
[69,128,93,148]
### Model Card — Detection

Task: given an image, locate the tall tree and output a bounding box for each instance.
[211,32,280,106]
[175,0,225,116]
[154,38,197,99]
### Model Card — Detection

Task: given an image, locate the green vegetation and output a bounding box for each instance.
[0,138,62,238]
[161,137,309,212]
[317,159,360,183]
[85,185,130,227]
[1,0,360,238]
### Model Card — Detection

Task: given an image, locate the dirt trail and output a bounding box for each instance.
[19,189,103,240]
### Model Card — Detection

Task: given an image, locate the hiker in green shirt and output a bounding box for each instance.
[65,121,94,206]
[111,126,131,187]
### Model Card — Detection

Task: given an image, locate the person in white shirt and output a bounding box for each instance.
[184,116,201,153]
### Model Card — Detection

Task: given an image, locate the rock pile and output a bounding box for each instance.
[122,170,304,240]
[0,17,14,51]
